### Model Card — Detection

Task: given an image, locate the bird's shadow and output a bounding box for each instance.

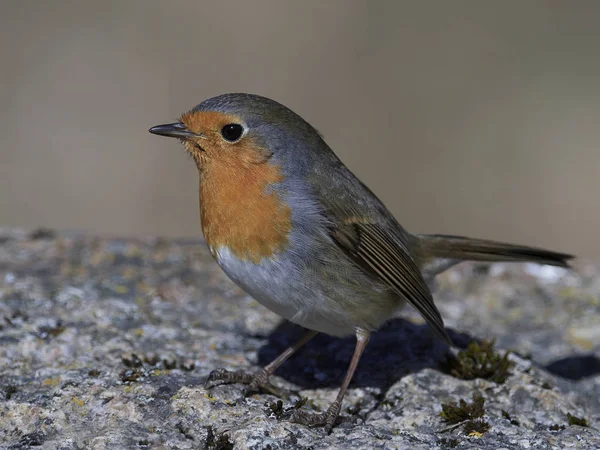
[544,354,600,381]
[256,318,473,392]
[256,319,600,391]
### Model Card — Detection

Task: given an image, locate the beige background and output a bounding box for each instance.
[1,1,598,257]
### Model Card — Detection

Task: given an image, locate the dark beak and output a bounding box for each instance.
[148,122,199,139]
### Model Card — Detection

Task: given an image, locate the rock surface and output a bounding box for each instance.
[0,228,598,449]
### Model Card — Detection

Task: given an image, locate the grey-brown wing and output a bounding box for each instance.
[331,221,452,345]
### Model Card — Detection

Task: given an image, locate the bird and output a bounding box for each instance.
[149,93,573,433]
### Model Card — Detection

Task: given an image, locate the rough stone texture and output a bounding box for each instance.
[0,228,598,449]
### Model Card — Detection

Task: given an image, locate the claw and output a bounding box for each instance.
[291,401,342,434]
[245,381,289,398]
[204,368,252,388]
[204,367,293,398]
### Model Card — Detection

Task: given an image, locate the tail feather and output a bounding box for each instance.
[415,234,573,268]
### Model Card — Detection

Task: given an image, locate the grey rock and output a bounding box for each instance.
[0,228,598,449]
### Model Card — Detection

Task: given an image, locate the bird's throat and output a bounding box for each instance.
[198,157,291,263]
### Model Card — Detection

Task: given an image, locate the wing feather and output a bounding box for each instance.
[332,221,452,345]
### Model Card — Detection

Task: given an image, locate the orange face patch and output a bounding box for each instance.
[180,110,239,139]
[180,110,291,262]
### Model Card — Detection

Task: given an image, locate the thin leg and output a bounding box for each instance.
[262,329,319,375]
[205,329,318,397]
[291,328,371,433]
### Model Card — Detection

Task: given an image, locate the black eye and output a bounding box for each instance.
[221,123,244,142]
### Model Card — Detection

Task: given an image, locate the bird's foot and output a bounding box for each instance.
[291,400,343,434]
[204,367,291,398]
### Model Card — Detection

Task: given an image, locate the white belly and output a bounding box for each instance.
[213,246,355,337]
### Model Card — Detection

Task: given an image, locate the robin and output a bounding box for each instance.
[149,93,572,432]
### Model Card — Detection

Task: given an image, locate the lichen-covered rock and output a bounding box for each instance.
[0,228,598,449]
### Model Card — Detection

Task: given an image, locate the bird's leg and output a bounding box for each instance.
[205,329,318,398]
[291,328,370,433]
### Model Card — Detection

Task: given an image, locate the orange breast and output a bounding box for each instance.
[198,151,292,263]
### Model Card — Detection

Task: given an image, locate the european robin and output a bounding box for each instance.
[149,93,572,432]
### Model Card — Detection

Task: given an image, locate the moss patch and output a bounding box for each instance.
[440,393,485,424]
[440,393,490,435]
[567,412,589,427]
[265,399,285,420]
[444,340,513,383]
[206,426,234,450]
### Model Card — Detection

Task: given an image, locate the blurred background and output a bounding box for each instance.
[1,1,598,256]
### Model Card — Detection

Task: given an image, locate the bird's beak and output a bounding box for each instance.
[148,122,202,139]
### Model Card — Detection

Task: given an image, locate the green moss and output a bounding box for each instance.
[120,352,186,380]
[206,426,234,450]
[463,419,490,435]
[37,321,66,340]
[567,412,589,427]
[180,360,195,371]
[440,393,485,424]
[345,403,361,415]
[501,409,520,426]
[175,422,194,441]
[119,368,144,383]
[121,353,143,368]
[143,354,160,365]
[444,340,513,383]
[4,385,18,400]
[294,397,308,410]
[265,399,285,420]
[440,393,490,435]
[163,358,177,370]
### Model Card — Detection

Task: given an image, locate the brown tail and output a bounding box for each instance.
[415,234,573,268]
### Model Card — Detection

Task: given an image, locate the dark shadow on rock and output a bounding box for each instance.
[544,354,600,380]
[257,319,473,391]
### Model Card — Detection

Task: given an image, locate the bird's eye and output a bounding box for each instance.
[220,123,244,142]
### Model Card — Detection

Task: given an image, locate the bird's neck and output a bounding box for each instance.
[198,158,291,263]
